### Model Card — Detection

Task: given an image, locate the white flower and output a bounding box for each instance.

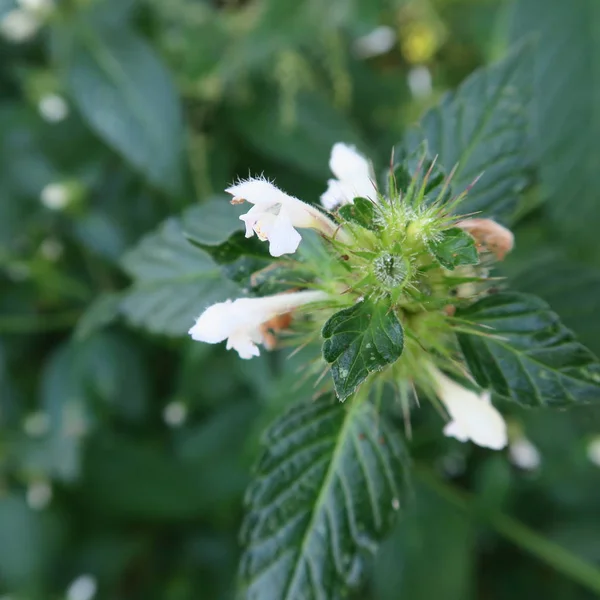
[430,366,507,450]
[40,182,69,210]
[407,66,433,99]
[163,401,187,427]
[18,0,54,12]
[26,480,52,510]
[189,290,329,359]
[509,437,541,470]
[66,575,97,600]
[227,178,344,256]
[38,94,69,123]
[586,436,600,467]
[0,9,39,42]
[353,26,396,59]
[321,143,378,210]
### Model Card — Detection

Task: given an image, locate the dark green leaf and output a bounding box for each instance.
[322,298,404,401]
[338,197,381,231]
[510,0,600,258]
[74,292,123,341]
[239,398,409,599]
[457,292,600,407]
[428,227,480,270]
[121,218,240,336]
[403,43,533,221]
[66,25,184,193]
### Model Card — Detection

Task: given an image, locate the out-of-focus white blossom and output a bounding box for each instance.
[509,437,541,470]
[163,401,188,427]
[586,436,600,467]
[353,26,396,59]
[407,66,433,99]
[40,182,70,210]
[40,237,64,261]
[23,411,51,437]
[0,9,39,42]
[38,93,69,123]
[189,290,329,359]
[227,178,344,256]
[26,480,52,510]
[430,366,507,450]
[66,575,98,600]
[18,0,54,13]
[321,143,377,210]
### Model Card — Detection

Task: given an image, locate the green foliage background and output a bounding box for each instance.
[1,0,600,598]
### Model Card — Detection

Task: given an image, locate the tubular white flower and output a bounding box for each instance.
[226,178,345,256]
[189,290,329,359]
[430,366,507,450]
[321,143,378,210]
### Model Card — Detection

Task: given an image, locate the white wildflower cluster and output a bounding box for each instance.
[188,143,514,451]
[0,0,54,43]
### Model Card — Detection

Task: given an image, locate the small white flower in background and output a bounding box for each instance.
[321,143,378,210]
[227,178,345,256]
[586,436,600,467]
[38,93,69,123]
[353,25,396,59]
[407,66,433,99]
[163,401,188,427]
[40,237,64,261]
[26,480,52,510]
[23,411,51,437]
[189,290,329,359]
[18,0,54,17]
[430,365,507,450]
[0,9,39,42]
[509,436,541,470]
[66,575,98,600]
[40,182,70,210]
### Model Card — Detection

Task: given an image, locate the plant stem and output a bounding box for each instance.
[417,465,600,595]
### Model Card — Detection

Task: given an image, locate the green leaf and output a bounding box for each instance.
[338,197,381,231]
[402,43,532,222]
[74,292,122,341]
[428,228,480,270]
[239,398,409,599]
[66,25,184,193]
[456,292,600,407]
[121,218,240,336]
[182,196,246,246]
[322,298,404,401]
[231,90,364,179]
[510,0,600,258]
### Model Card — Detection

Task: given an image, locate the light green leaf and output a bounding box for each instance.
[457,292,600,407]
[338,197,381,231]
[403,43,532,222]
[121,217,240,336]
[66,25,184,193]
[428,228,480,270]
[510,0,600,258]
[322,298,404,401]
[239,398,409,600]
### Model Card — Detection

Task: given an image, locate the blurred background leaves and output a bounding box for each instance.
[1,0,600,598]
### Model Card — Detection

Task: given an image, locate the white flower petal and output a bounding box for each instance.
[329,143,372,182]
[431,367,507,450]
[227,177,340,255]
[509,438,541,470]
[189,291,329,358]
[321,144,378,210]
[268,211,302,256]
